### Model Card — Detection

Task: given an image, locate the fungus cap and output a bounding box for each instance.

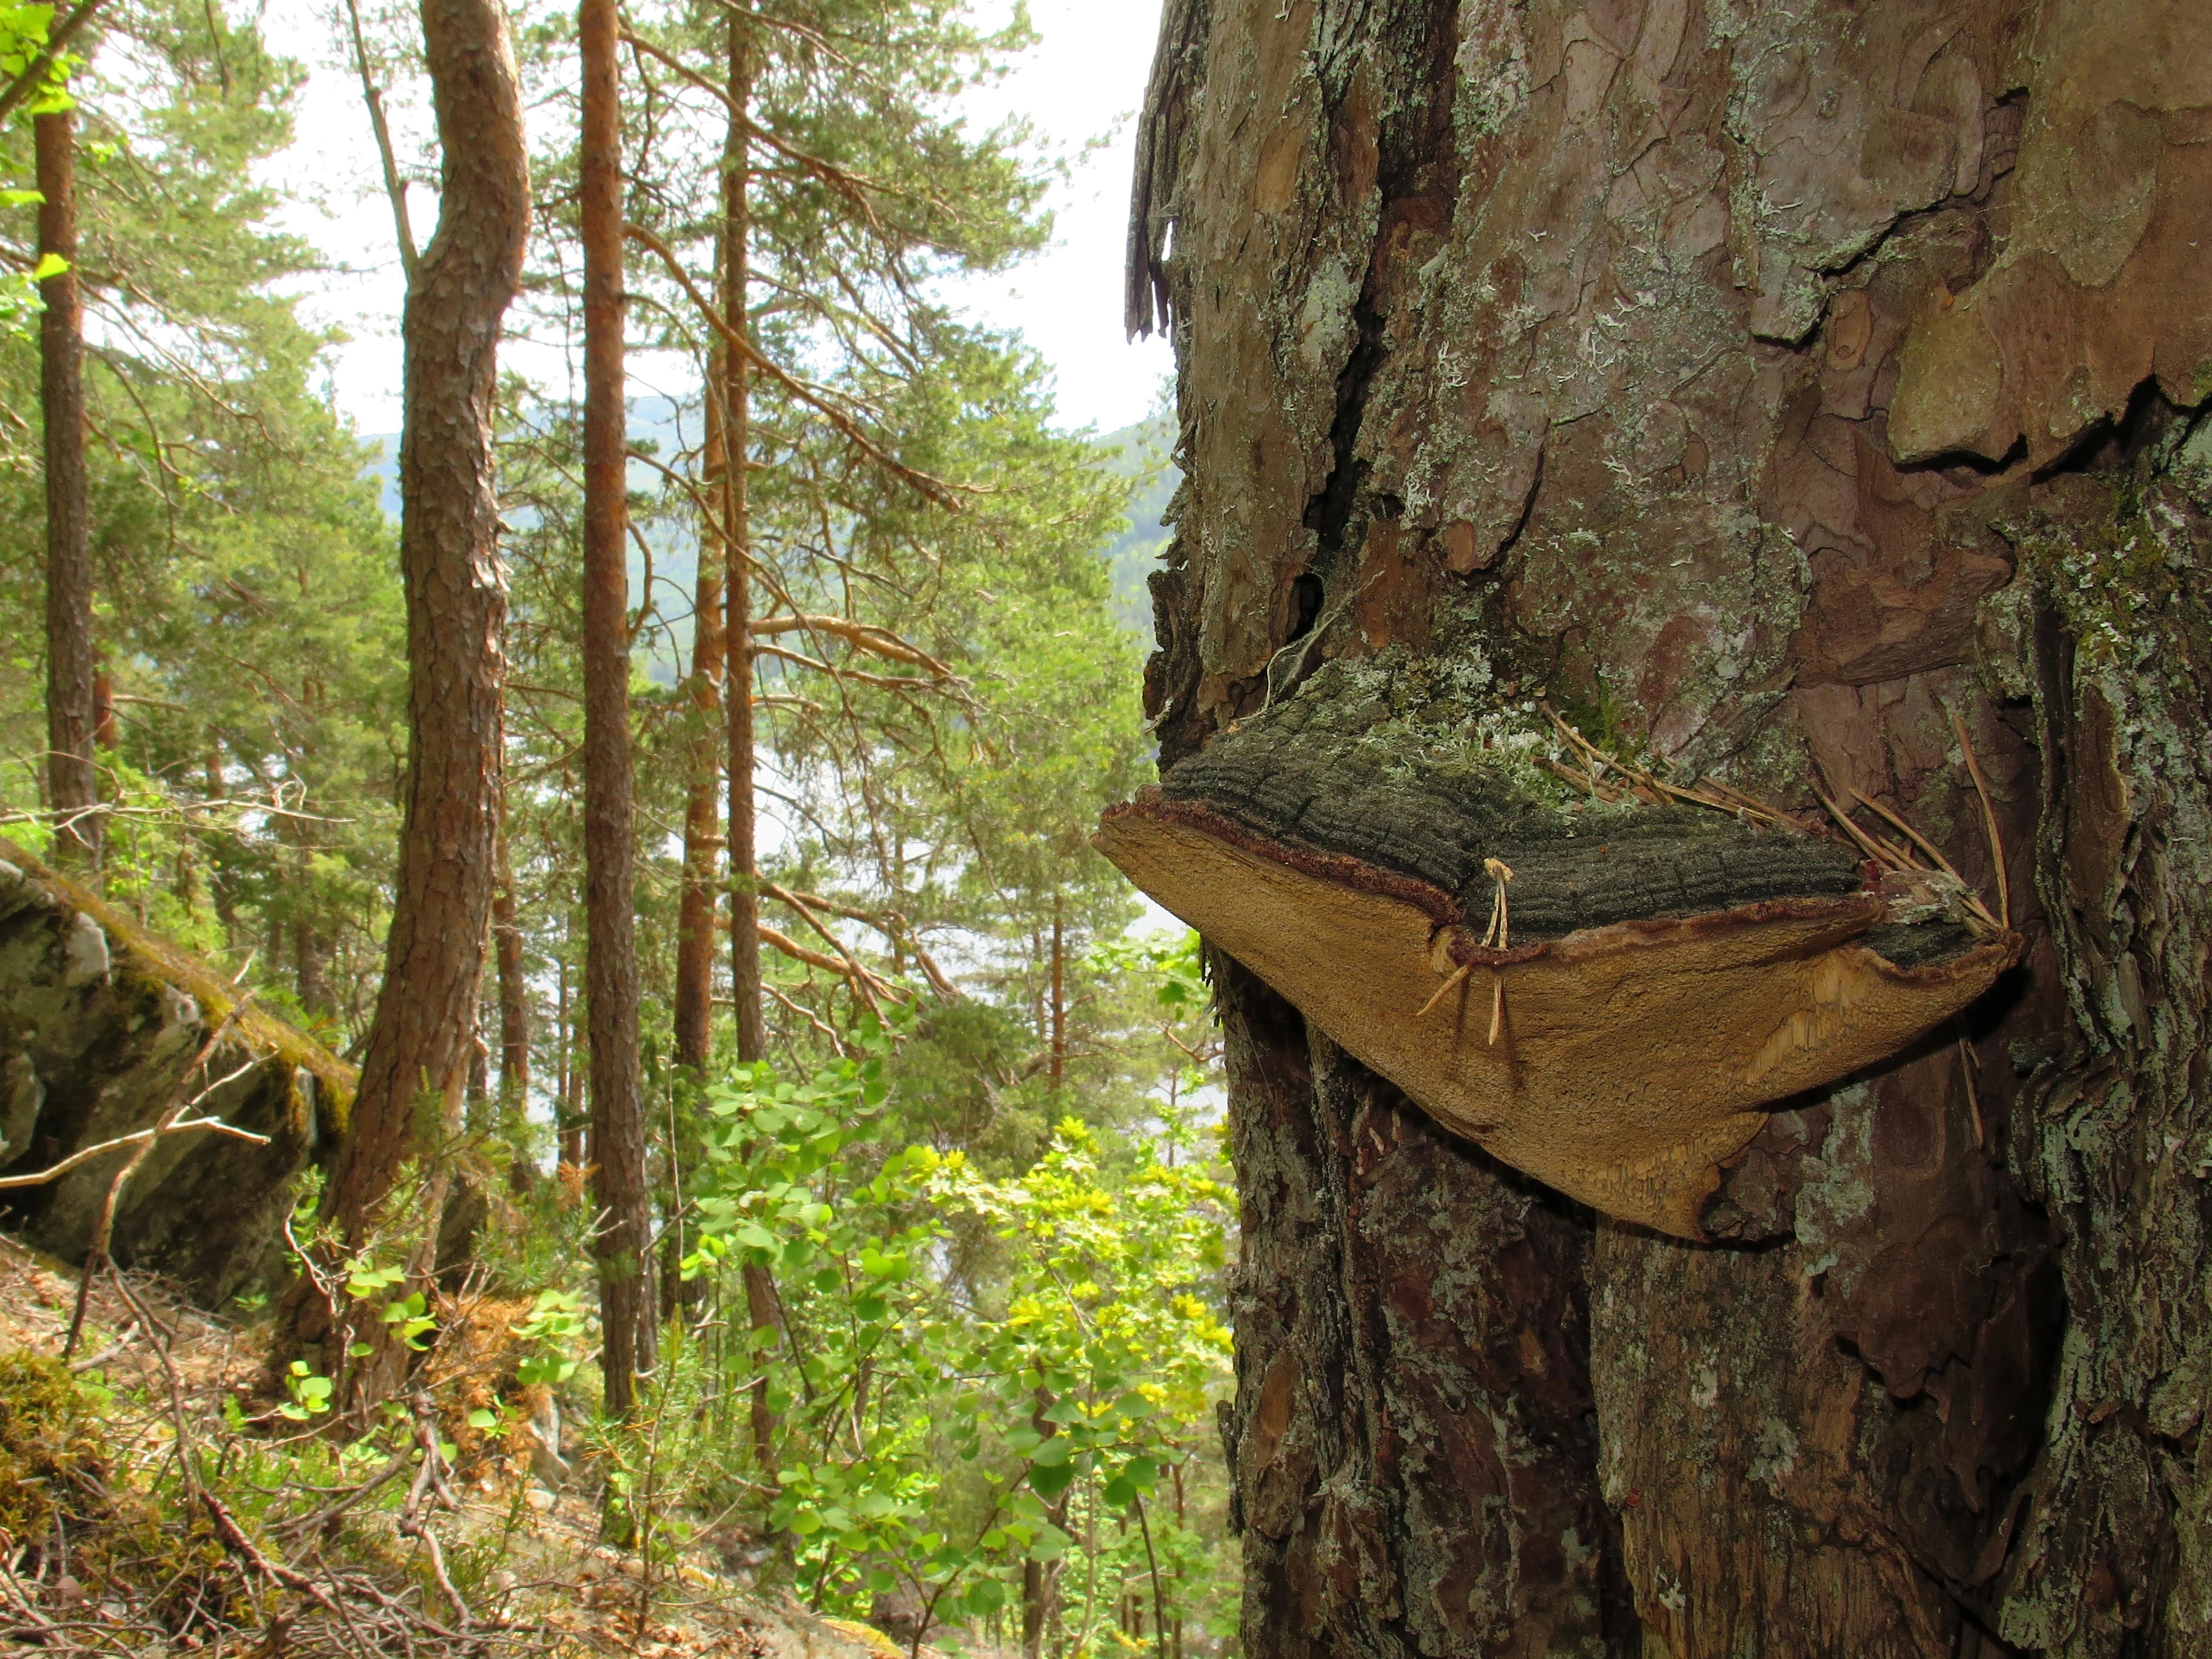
[1095,792,2017,1238]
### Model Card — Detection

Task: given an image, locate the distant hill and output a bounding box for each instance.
[1094,410,1177,639]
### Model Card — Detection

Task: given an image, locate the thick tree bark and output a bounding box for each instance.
[283,0,529,1405]
[1134,0,2212,1653]
[722,9,765,1067]
[38,108,97,874]
[673,353,727,1072]
[580,0,654,1418]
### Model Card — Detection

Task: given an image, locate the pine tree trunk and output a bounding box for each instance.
[38,107,97,874]
[283,0,529,1406]
[580,0,654,1419]
[673,352,728,1073]
[714,2,779,1485]
[493,822,529,1104]
[1132,1,2212,1652]
[722,8,766,1068]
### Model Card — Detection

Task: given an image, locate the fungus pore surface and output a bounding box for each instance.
[1095,682,2017,1237]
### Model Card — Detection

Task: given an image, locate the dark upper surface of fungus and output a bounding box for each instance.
[1161,680,1867,942]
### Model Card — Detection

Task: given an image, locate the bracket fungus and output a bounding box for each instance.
[1095,677,2018,1238]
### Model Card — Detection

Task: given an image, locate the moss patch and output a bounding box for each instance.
[0,836,356,1126]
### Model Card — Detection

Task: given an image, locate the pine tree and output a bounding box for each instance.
[577,0,653,1420]
[283,0,531,1411]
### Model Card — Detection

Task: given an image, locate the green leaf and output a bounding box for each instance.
[1027,1460,1078,1501]
[962,1577,1006,1615]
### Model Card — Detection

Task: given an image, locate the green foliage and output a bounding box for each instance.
[1,0,404,1046]
[632,987,1237,1651]
[278,1359,334,1421]
[8,0,1245,1649]
[0,0,80,326]
[512,1290,586,1387]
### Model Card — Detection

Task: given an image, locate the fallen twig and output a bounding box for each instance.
[0,1106,273,1192]
[62,964,262,1360]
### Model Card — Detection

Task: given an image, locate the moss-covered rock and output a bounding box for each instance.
[0,838,354,1303]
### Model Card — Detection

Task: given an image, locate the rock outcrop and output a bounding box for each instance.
[0,839,352,1304]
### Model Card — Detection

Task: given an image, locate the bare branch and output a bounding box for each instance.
[623,221,963,508]
[0,1107,272,1191]
[341,0,419,277]
[751,612,956,677]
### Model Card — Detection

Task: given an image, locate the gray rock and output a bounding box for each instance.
[61,912,109,989]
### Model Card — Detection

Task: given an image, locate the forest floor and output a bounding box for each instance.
[0,1232,938,1659]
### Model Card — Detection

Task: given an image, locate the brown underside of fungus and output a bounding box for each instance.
[1095,693,2018,1238]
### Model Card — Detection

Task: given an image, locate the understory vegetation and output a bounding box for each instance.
[0,0,1234,1651]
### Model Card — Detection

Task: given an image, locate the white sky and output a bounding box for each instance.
[260,0,1174,437]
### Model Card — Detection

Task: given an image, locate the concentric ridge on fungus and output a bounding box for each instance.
[1094,717,2018,1238]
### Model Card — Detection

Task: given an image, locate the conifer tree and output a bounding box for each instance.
[578,0,653,1419]
[284,0,531,1408]
[3,0,406,1007]
[614,0,1053,1046]
[35,100,93,870]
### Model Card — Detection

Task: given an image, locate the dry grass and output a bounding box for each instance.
[0,1232,888,1658]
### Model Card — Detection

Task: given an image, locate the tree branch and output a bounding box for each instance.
[0,0,107,128]
[623,221,963,508]
[341,0,419,278]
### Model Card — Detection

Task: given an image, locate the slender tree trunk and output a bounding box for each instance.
[719,8,778,1485]
[1133,0,2212,1652]
[288,764,327,1016]
[278,0,529,1410]
[38,107,96,874]
[291,909,326,1016]
[1021,1388,1065,1659]
[722,9,765,1067]
[559,950,586,1170]
[672,353,728,1072]
[463,948,492,1129]
[580,0,654,1420]
[493,822,529,1104]
[1048,894,1065,1088]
